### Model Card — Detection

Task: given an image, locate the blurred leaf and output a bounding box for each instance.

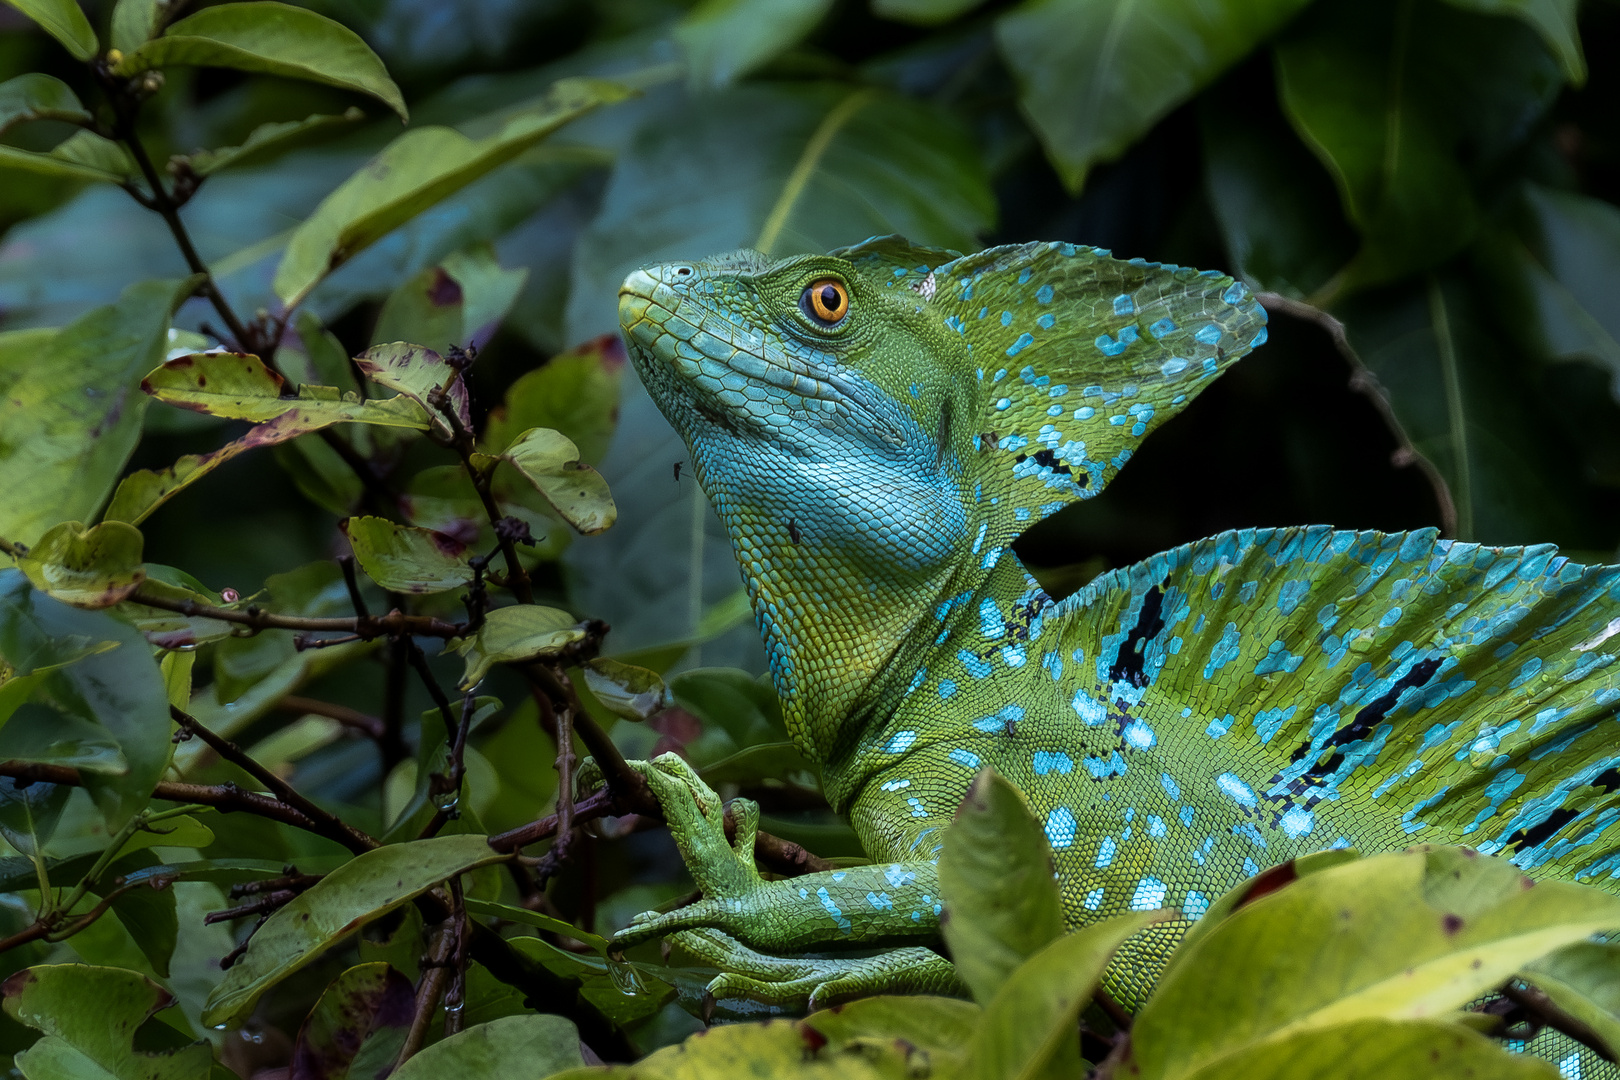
[372,266,464,355]
[0,0,98,61]
[463,897,608,952]
[698,741,815,787]
[185,108,365,177]
[1443,0,1583,83]
[453,605,585,689]
[1129,848,1620,1080]
[674,0,833,89]
[2,965,211,1079]
[0,571,172,829]
[669,667,784,748]
[873,0,989,25]
[550,1015,894,1079]
[273,436,364,517]
[353,342,470,435]
[0,74,90,137]
[1276,0,1561,288]
[0,277,195,548]
[202,834,508,1028]
[441,245,529,348]
[341,515,474,594]
[939,768,1065,1006]
[484,427,616,535]
[295,310,359,391]
[995,0,1310,193]
[288,962,414,1080]
[480,335,624,465]
[0,141,130,183]
[17,521,146,608]
[1478,184,1620,396]
[50,130,137,179]
[1520,941,1620,1061]
[273,78,630,307]
[579,657,666,721]
[968,911,1167,1080]
[114,2,406,120]
[389,1014,582,1080]
[804,995,980,1070]
[110,0,170,54]
[0,777,70,855]
[159,648,194,709]
[117,570,235,649]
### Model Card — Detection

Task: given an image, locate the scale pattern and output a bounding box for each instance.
[616,237,1620,1073]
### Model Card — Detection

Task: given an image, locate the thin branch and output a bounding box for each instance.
[429,377,534,604]
[278,696,386,741]
[1255,292,1458,535]
[488,788,616,853]
[171,706,379,854]
[443,880,470,1037]
[0,761,325,834]
[1500,982,1617,1063]
[129,588,464,639]
[396,925,455,1069]
[337,554,371,618]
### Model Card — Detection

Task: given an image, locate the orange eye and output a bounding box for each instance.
[801,279,849,326]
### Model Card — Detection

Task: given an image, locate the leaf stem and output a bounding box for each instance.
[128,587,464,639]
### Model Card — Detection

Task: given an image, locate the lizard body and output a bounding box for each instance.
[606,238,1620,1029]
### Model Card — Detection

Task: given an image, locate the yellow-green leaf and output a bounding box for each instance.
[486,427,616,535]
[341,515,474,594]
[390,1015,582,1080]
[1173,1018,1557,1079]
[272,77,631,308]
[580,657,667,721]
[184,107,363,177]
[16,520,145,608]
[142,352,429,427]
[1,0,97,61]
[1520,941,1620,1061]
[202,834,507,1028]
[353,342,469,436]
[3,965,211,1080]
[113,1,405,119]
[454,605,584,689]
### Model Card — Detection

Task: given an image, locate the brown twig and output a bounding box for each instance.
[429,376,535,604]
[204,889,303,924]
[1500,982,1617,1063]
[278,696,386,741]
[396,924,456,1069]
[442,880,470,1037]
[1255,292,1458,536]
[0,761,327,834]
[170,706,378,854]
[129,588,464,639]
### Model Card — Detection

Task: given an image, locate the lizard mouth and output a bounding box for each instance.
[617,266,869,416]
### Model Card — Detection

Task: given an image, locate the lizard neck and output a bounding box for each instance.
[689,429,975,765]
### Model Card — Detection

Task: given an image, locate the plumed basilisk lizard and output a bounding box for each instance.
[597,237,1620,1020]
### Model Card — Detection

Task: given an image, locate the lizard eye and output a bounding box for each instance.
[800,279,849,326]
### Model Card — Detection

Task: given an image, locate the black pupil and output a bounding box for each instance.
[819,286,841,313]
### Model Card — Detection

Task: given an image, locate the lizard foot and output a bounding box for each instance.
[669,928,965,1014]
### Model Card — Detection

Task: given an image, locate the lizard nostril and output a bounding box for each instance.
[675,266,692,277]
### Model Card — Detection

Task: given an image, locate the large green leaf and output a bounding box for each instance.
[142,352,427,426]
[483,427,616,535]
[389,1014,582,1080]
[564,81,990,668]
[113,2,405,119]
[2,965,212,1080]
[673,0,833,89]
[0,570,170,830]
[1,0,97,60]
[1170,1017,1556,1079]
[203,834,508,1027]
[342,515,474,594]
[479,336,623,465]
[1520,941,1620,1061]
[1128,848,1620,1080]
[0,277,194,548]
[453,605,585,689]
[1276,0,1562,288]
[939,768,1065,1006]
[1444,0,1583,83]
[0,74,90,137]
[995,0,1311,193]
[16,521,146,608]
[290,963,415,1080]
[273,77,630,308]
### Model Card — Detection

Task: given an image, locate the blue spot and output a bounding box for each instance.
[1217,772,1257,808]
[1123,721,1156,749]
[1149,317,1177,338]
[816,887,852,932]
[1112,293,1134,315]
[1180,805,1195,827]
[939,679,957,699]
[1243,857,1259,876]
[995,397,1011,411]
[1000,311,1013,326]
[1161,357,1188,376]
[1038,284,1055,304]
[1278,579,1310,616]
[1185,891,1209,919]
[958,650,991,679]
[1380,607,1403,628]
[1222,282,1247,305]
[1071,688,1107,726]
[1204,623,1242,679]
[1161,773,1181,801]
[1037,313,1055,329]
[1206,714,1233,739]
[1130,876,1167,910]
[1006,333,1035,357]
[1033,751,1073,776]
[1194,323,1223,345]
[979,598,1005,639]
[1018,268,1032,284]
[1095,835,1116,867]
[1046,807,1077,849]
[1084,888,1104,910]
[1280,806,1314,838]
[1075,406,1095,420]
[1147,815,1166,838]
[1250,327,1268,348]
[885,731,917,754]
[906,668,926,694]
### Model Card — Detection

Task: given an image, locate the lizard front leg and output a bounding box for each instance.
[578,753,957,1007]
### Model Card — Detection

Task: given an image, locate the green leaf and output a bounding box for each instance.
[0,277,195,547]
[0,571,171,829]
[290,963,415,1080]
[0,777,70,856]
[579,657,667,721]
[442,246,529,345]
[1520,941,1620,1061]
[341,515,474,594]
[110,0,168,54]
[872,0,988,25]
[1128,848,1620,1080]
[479,336,623,465]
[390,1014,582,1080]
[674,0,834,89]
[184,108,364,177]
[273,77,629,308]
[994,0,1310,193]
[49,129,137,178]
[115,571,234,649]
[453,606,584,689]
[371,268,467,355]
[142,352,427,427]
[969,911,1168,1080]
[113,2,405,120]
[0,142,128,182]
[98,853,180,978]
[1442,0,1583,83]
[1176,1017,1557,1079]
[16,520,146,608]
[1276,0,1562,288]
[352,342,470,435]
[804,995,981,1069]
[485,427,616,535]
[939,768,1065,1005]
[0,0,98,61]
[0,74,90,137]
[202,834,508,1028]
[2,965,211,1080]
[462,898,608,953]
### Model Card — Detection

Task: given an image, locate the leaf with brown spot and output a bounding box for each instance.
[480,427,617,535]
[341,515,474,594]
[290,963,414,1080]
[353,342,470,435]
[16,520,145,608]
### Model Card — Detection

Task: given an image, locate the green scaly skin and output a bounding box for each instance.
[603,238,1620,1034]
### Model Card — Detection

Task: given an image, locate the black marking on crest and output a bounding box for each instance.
[1281,657,1443,793]
[1109,584,1167,688]
[1507,807,1581,851]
